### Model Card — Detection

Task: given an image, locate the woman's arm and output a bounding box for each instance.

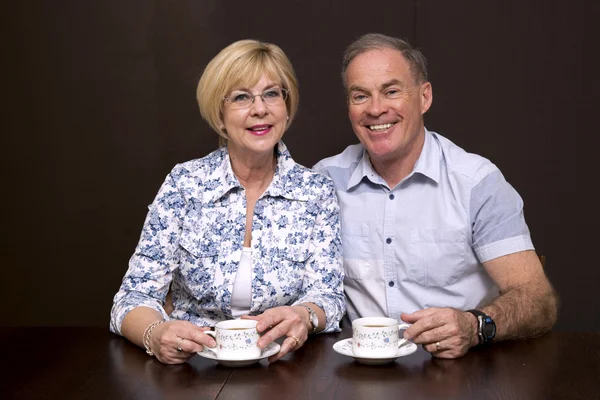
[121,307,166,348]
[243,177,345,362]
[293,178,345,332]
[110,172,185,335]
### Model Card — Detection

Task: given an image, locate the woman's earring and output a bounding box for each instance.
[287,116,289,121]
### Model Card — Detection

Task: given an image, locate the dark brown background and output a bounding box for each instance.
[2,1,597,330]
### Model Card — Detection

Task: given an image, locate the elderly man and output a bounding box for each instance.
[314,33,557,358]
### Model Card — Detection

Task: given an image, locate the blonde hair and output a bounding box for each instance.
[196,40,299,145]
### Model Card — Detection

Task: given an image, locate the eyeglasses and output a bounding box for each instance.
[224,88,289,109]
[348,86,418,105]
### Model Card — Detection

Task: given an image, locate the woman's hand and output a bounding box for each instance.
[148,320,215,364]
[242,305,310,362]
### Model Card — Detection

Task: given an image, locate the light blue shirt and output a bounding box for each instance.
[314,129,534,322]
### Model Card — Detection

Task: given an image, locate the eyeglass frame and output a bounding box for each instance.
[223,87,289,109]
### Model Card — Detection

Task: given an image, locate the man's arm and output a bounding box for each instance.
[402,250,558,358]
[479,249,558,341]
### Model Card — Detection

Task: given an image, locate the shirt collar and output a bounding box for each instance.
[347,147,384,190]
[266,141,311,201]
[346,128,440,191]
[201,146,242,204]
[412,128,440,184]
[204,141,309,204]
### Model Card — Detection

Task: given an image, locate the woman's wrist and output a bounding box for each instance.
[142,320,164,356]
[298,304,319,334]
[290,305,311,333]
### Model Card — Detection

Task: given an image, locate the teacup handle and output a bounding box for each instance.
[397,323,411,346]
[201,331,217,354]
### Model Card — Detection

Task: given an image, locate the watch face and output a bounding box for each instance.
[310,312,318,327]
[482,316,496,340]
[304,306,318,331]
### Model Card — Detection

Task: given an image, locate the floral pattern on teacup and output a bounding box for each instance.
[353,327,398,351]
[217,330,258,351]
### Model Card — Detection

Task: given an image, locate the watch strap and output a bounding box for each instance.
[466,309,495,345]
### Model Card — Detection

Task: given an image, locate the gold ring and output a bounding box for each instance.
[290,335,300,348]
[435,341,441,352]
[176,337,185,352]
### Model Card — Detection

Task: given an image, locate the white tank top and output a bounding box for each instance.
[231,247,252,318]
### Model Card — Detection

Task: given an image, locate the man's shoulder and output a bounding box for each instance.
[313,143,364,171]
[433,132,498,182]
[312,144,364,188]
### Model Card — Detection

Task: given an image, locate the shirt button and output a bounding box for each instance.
[388,281,395,287]
[389,194,395,200]
[386,238,392,244]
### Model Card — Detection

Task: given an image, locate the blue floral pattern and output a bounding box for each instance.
[352,328,399,353]
[110,142,345,334]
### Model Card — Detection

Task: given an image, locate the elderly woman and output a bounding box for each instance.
[110,39,345,364]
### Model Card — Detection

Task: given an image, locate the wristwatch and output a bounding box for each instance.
[301,305,318,334]
[466,309,496,345]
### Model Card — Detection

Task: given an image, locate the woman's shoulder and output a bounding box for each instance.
[289,162,333,185]
[279,161,336,202]
[278,142,333,185]
[169,147,228,180]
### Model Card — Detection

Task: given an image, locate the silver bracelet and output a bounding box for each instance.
[143,320,164,356]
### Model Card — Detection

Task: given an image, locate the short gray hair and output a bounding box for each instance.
[342,33,428,87]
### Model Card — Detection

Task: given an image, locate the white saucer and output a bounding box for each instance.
[332,338,417,365]
[197,342,281,367]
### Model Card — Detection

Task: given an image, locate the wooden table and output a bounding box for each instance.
[2,321,598,400]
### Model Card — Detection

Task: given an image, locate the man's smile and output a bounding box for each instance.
[367,122,396,132]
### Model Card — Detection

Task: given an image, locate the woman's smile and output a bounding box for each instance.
[247,124,273,136]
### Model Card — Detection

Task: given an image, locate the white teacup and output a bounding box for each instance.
[352,317,410,358]
[203,319,261,360]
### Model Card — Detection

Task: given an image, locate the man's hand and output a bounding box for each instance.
[401,307,478,359]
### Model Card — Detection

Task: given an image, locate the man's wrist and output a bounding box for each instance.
[466,309,496,346]
[466,311,480,347]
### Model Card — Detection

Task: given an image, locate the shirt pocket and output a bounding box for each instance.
[406,228,467,287]
[282,241,314,263]
[255,241,313,307]
[178,230,219,294]
[341,222,372,281]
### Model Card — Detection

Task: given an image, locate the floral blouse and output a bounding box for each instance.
[110,142,345,334]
